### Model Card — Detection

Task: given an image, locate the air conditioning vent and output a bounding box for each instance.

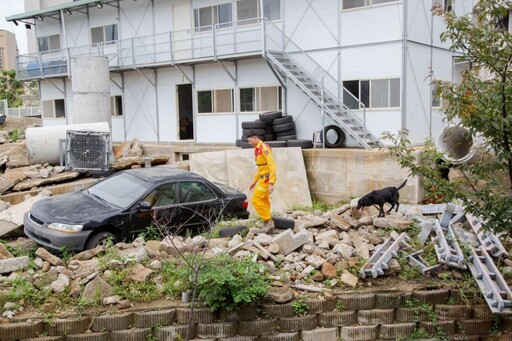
[65,130,110,172]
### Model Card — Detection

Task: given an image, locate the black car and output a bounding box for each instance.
[24,168,249,252]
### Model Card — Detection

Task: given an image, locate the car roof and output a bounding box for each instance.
[123,167,205,184]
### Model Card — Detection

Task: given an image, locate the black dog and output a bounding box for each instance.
[357,179,407,217]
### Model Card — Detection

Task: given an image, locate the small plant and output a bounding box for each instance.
[138,225,162,241]
[8,129,22,142]
[291,298,309,316]
[405,298,445,339]
[490,315,502,336]
[335,300,344,311]
[398,256,422,280]
[446,297,456,305]
[59,246,74,262]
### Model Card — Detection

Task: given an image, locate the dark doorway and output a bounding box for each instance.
[177,84,193,140]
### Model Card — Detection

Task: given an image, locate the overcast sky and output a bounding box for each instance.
[0,0,28,54]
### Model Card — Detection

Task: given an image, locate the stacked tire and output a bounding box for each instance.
[237,111,313,149]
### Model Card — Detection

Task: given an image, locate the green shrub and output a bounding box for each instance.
[292,298,309,316]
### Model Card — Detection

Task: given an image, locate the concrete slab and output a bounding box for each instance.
[189,150,229,185]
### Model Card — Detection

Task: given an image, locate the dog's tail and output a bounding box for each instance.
[397,179,407,190]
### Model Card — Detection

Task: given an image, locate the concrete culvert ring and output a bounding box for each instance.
[436,125,479,164]
[273,217,295,229]
[286,139,313,149]
[259,111,283,121]
[272,115,294,125]
[218,226,246,237]
[273,122,296,133]
[242,120,267,129]
[321,125,345,148]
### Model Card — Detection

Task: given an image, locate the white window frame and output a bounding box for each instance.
[194,3,233,32]
[341,0,400,11]
[239,85,282,113]
[343,78,400,109]
[431,81,442,108]
[197,89,234,115]
[236,0,281,25]
[433,0,453,12]
[111,95,123,116]
[38,34,61,53]
[90,24,118,44]
[42,99,66,119]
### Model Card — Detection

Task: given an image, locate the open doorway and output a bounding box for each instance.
[177,84,193,140]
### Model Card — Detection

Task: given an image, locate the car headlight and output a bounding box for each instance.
[48,223,83,233]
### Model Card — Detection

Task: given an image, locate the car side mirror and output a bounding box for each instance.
[138,201,152,212]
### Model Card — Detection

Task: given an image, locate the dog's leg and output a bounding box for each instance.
[387,203,394,214]
[395,202,399,212]
[378,204,385,217]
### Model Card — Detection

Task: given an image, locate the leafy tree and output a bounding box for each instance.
[0,70,24,107]
[384,0,512,233]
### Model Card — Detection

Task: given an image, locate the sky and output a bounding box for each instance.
[0,0,28,54]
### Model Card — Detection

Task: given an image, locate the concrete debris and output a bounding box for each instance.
[0,190,51,237]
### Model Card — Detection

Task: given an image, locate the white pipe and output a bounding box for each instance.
[435,125,482,164]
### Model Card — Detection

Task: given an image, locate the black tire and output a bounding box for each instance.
[273,122,296,133]
[273,217,295,229]
[259,111,283,121]
[265,141,287,148]
[321,125,346,148]
[272,115,293,125]
[236,139,242,147]
[218,225,246,238]
[265,126,274,133]
[242,128,265,137]
[241,142,252,149]
[85,231,116,250]
[287,139,313,149]
[242,120,266,129]
[276,134,297,141]
[276,129,296,137]
[264,134,275,141]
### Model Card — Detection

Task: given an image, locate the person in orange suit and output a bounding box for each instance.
[247,130,277,228]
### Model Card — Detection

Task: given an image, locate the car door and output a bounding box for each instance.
[129,181,179,237]
[177,180,221,232]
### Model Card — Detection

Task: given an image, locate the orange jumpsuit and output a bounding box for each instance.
[251,141,277,221]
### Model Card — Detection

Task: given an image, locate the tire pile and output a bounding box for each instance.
[236,111,313,149]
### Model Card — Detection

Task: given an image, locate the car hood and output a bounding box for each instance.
[31,190,118,225]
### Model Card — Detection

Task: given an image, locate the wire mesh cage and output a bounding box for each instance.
[65,130,111,172]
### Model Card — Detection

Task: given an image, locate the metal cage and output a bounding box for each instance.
[65,130,110,172]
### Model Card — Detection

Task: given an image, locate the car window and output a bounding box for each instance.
[180,181,216,203]
[88,173,150,208]
[143,182,177,207]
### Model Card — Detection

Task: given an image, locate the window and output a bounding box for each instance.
[42,99,65,119]
[180,182,216,203]
[240,86,281,112]
[433,0,453,12]
[342,0,397,10]
[431,81,442,108]
[237,0,280,24]
[91,24,118,44]
[343,78,400,109]
[197,89,233,114]
[143,183,177,207]
[111,96,123,116]
[38,34,60,52]
[194,3,232,31]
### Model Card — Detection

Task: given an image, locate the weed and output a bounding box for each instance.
[291,298,309,316]
[405,298,446,340]
[8,129,22,142]
[446,297,456,305]
[346,258,366,277]
[335,300,344,311]
[146,334,158,341]
[59,246,74,262]
[490,315,502,336]
[398,256,422,280]
[138,225,162,241]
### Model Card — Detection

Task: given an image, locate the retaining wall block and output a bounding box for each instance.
[456,319,492,335]
[301,327,338,341]
[395,308,429,322]
[318,311,357,327]
[238,319,277,336]
[134,309,175,328]
[450,335,480,341]
[419,320,456,336]
[472,304,493,319]
[176,308,216,324]
[449,289,483,305]
[45,317,90,336]
[110,328,152,341]
[435,304,472,320]
[305,298,336,314]
[0,320,43,341]
[20,337,64,341]
[503,316,512,332]
[337,293,375,310]
[219,337,260,341]
[259,332,300,341]
[413,289,450,305]
[65,332,109,341]
[155,324,196,340]
[91,312,134,332]
[278,315,318,333]
[218,305,259,321]
[481,333,512,341]
[379,323,416,339]
[197,322,237,338]
[339,325,378,341]
[375,291,411,309]
[261,303,295,318]
[356,309,394,325]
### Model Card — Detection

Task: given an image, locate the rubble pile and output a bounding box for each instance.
[112,138,169,170]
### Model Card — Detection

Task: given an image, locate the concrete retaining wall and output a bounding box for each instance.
[2,288,510,340]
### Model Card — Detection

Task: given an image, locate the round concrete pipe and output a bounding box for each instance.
[435,125,481,164]
[71,56,111,126]
[26,122,110,165]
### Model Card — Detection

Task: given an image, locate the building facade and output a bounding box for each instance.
[0,30,18,70]
[8,0,476,146]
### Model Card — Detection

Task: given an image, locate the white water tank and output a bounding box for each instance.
[71,56,111,126]
[435,125,482,164]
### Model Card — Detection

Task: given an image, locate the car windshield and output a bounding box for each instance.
[87,173,150,208]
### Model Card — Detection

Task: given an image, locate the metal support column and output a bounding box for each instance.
[121,72,127,141]
[401,0,408,130]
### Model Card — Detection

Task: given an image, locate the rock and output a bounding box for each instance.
[340,270,358,287]
[23,171,39,179]
[342,215,362,228]
[332,243,354,259]
[109,260,124,270]
[267,286,294,303]
[321,262,337,279]
[68,279,82,298]
[305,255,326,269]
[359,216,373,225]
[69,258,99,279]
[70,246,105,261]
[38,169,50,179]
[0,191,51,236]
[149,260,162,270]
[273,229,309,255]
[13,172,80,191]
[50,274,70,293]
[355,243,370,259]
[0,256,29,274]
[318,241,330,249]
[384,259,401,276]
[315,230,338,245]
[145,240,161,253]
[79,272,98,286]
[118,247,148,263]
[329,214,352,231]
[34,270,59,288]
[81,276,113,303]
[299,216,327,229]
[331,204,350,215]
[42,261,51,272]
[34,257,43,268]
[302,265,316,276]
[103,296,121,305]
[350,197,379,219]
[254,234,273,246]
[117,300,132,309]
[0,243,13,259]
[373,217,412,230]
[35,248,64,266]
[3,302,15,310]
[160,236,188,255]
[130,264,153,282]
[359,232,383,245]
[53,166,65,174]
[111,155,169,171]
[312,272,324,282]
[3,311,14,319]
[268,243,279,254]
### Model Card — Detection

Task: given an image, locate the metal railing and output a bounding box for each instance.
[7,107,41,117]
[0,99,6,117]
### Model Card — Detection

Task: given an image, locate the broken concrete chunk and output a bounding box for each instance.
[81,276,113,303]
[267,285,294,303]
[35,248,64,266]
[273,229,308,255]
[13,171,80,191]
[373,217,413,230]
[305,255,326,269]
[0,256,29,274]
[340,270,358,287]
[0,243,13,259]
[50,273,70,293]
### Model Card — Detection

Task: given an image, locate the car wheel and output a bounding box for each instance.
[320,125,346,148]
[273,217,295,229]
[85,231,116,250]
[218,225,246,238]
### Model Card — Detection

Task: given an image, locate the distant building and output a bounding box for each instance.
[0,30,17,70]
